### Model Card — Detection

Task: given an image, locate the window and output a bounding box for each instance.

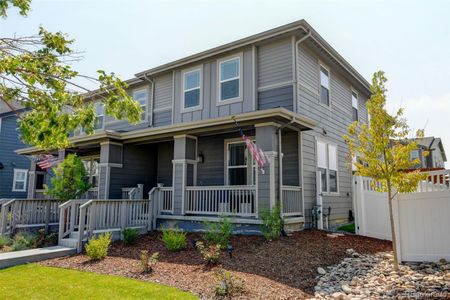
[352,90,359,121]
[410,149,421,162]
[226,141,256,186]
[13,169,28,192]
[94,102,104,130]
[82,157,99,188]
[133,88,148,121]
[182,68,202,110]
[317,140,338,194]
[219,56,241,102]
[320,65,330,106]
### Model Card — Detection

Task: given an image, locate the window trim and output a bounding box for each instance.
[181,66,203,113]
[94,102,105,131]
[132,87,149,122]
[351,88,359,122]
[319,62,331,108]
[12,168,28,192]
[315,138,339,195]
[81,155,100,188]
[217,53,243,106]
[224,138,256,186]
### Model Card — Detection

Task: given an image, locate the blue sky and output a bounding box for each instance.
[3,0,449,166]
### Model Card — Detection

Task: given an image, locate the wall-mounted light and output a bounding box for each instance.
[197,152,204,163]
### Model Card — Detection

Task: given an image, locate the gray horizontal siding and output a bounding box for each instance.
[297,43,368,226]
[109,144,157,198]
[0,114,30,198]
[258,38,293,87]
[153,109,172,127]
[258,85,294,111]
[154,73,173,110]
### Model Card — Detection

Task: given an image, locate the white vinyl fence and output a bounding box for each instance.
[353,170,450,262]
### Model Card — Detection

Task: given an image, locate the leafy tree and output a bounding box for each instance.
[1,0,142,150]
[45,154,91,201]
[344,71,426,271]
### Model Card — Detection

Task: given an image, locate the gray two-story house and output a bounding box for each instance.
[19,20,370,231]
[409,137,447,170]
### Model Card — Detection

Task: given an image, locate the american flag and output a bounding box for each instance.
[240,129,268,174]
[37,155,60,170]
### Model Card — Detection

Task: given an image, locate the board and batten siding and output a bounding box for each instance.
[173,48,254,124]
[296,44,368,226]
[0,113,30,198]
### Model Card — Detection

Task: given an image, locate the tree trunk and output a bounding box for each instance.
[387,185,400,271]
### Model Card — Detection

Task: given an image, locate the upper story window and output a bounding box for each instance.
[352,90,359,122]
[319,65,330,106]
[133,88,148,121]
[94,102,104,130]
[13,168,28,192]
[410,149,421,162]
[182,68,202,111]
[218,55,241,103]
[317,139,338,194]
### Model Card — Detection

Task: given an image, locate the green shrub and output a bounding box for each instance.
[161,227,186,252]
[0,235,12,248]
[196,241,221,265]
[11,232,37,251]
[85,232,112,261]
[203,217,233,249]
[122,228,139,246]
[140,250,159,273]
[260,204,283,241]
[215,268,244,297]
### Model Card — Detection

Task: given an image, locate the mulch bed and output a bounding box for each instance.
[41,229,391,299]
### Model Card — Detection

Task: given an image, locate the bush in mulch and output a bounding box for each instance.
[41,230,392,299]
[85,232,111,261]
[161,227,187,252]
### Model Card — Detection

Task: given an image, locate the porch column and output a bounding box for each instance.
[27,160,37,199]
[172,135,197,215]
[99,141,123,199]
[255,123,281,213]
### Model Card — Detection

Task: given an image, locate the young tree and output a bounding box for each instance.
[344,71,426,271]
[1,0,142,150]
[45,154,91,201]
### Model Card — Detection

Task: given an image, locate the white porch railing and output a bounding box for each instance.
[185,185,257,217]
[0,199,60,235]
[77,199,152,252]
[281,186,303,217]
[122,184,144,199]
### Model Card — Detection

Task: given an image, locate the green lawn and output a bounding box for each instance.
[0,264,197,300]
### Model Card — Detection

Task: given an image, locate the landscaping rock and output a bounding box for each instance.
[318,267,327,275]
[312,252,450,299]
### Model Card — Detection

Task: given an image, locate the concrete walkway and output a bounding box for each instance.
[0,246,76,269]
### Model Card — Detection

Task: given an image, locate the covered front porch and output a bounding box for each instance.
[20,108,315,228]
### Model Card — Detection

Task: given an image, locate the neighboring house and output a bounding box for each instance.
[409,137,447,170]
[0,104,30,199]
[18,20,371,230]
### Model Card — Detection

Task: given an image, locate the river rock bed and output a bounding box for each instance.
[312,249,450,299]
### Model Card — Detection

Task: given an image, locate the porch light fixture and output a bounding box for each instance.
[227,244,234,258]
[197,152,204,163]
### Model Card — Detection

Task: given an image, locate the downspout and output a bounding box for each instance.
[142,73,154,127]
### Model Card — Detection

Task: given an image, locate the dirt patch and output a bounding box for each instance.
[41,229,392,299]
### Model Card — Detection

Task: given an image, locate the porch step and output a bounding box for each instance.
[59,238,79,249]
[0,246,76,269]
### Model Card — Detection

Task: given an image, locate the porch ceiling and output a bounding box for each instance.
[16,108,316,154]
